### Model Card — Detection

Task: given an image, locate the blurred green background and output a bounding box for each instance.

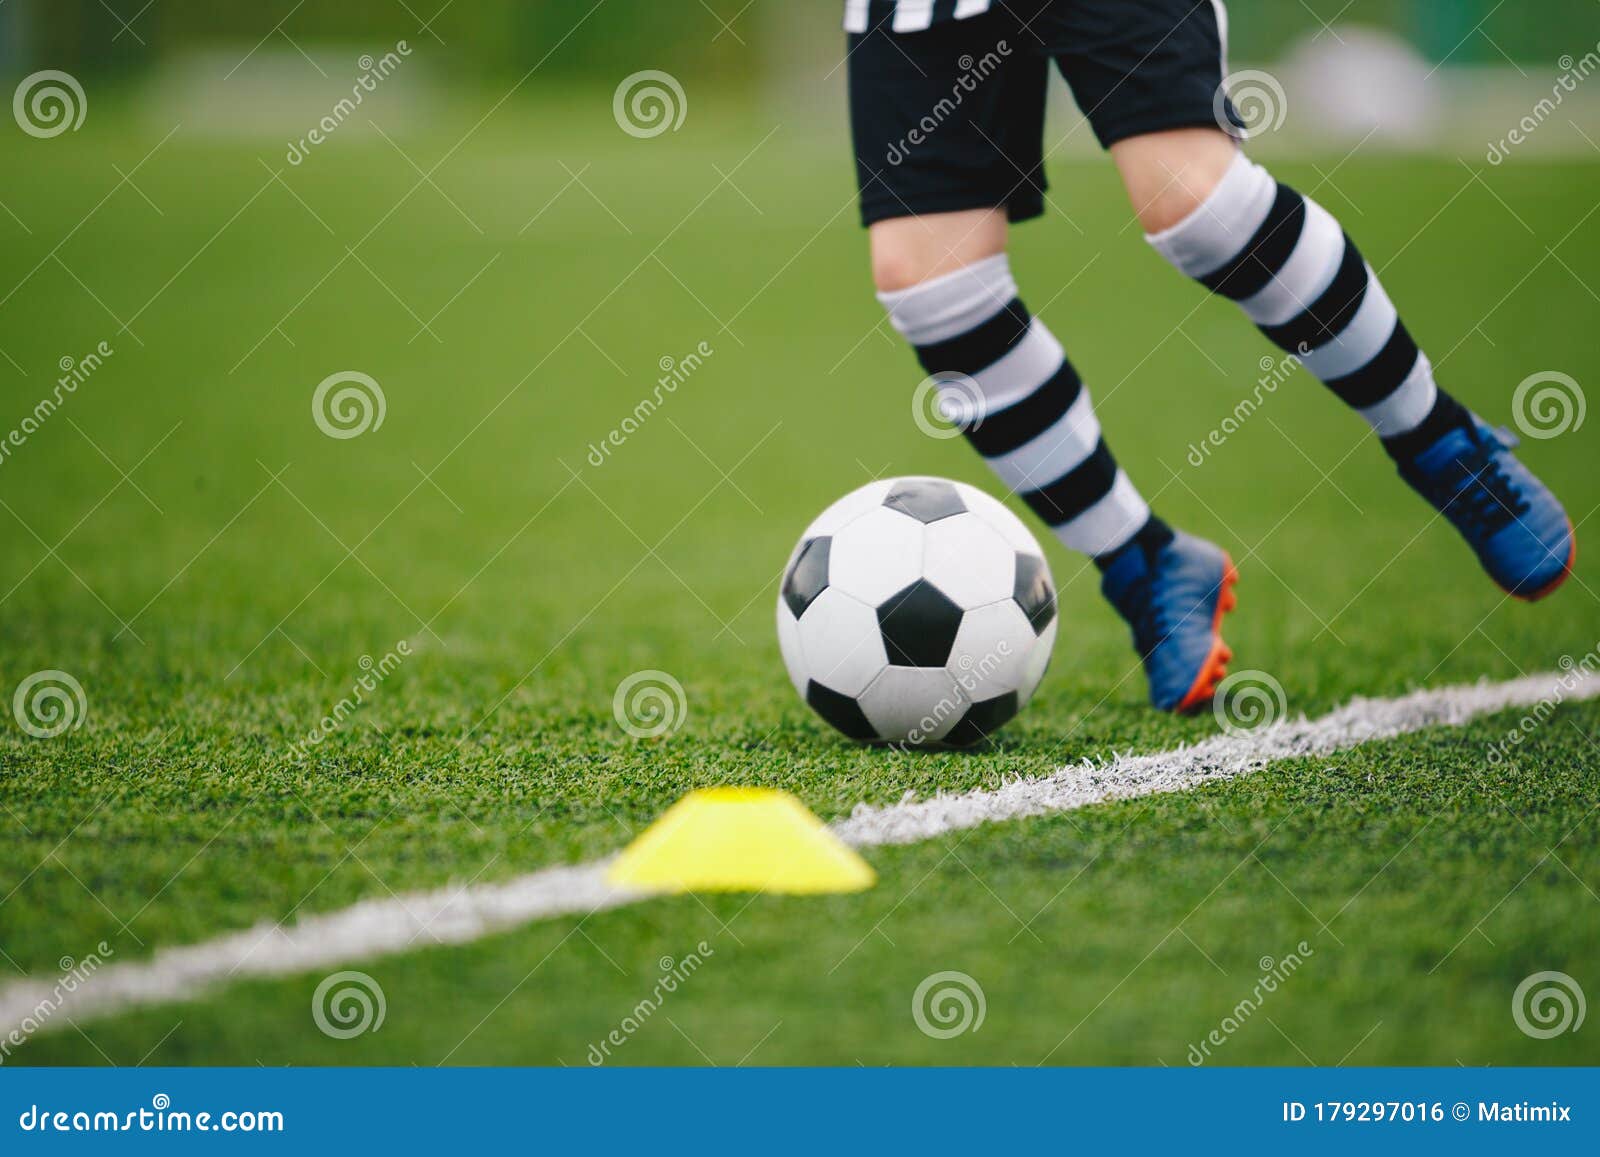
[5,0,1598,76]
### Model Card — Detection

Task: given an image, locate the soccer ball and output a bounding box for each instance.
[776,476,1056,747]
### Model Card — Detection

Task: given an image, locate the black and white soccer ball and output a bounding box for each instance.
[777,476,1056,747]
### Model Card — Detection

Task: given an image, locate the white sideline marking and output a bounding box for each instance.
[832,671,1598,845]
[1,671,1592,1038]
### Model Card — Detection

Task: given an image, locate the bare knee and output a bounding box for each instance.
[1110,127,1239,234]
[869,208,1008,293]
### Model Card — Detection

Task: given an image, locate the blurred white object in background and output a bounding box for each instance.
[1281,25,1440,148]
[141,48,437,142]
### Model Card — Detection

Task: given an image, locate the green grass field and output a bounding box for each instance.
[1,92,1597,1066]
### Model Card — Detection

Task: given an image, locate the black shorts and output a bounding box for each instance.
[848,0,1243,227]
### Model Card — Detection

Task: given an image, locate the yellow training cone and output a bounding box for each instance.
[608,787,876,895]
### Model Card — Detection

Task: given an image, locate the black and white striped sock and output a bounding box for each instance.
[1147,151,1468,452]
[1147,153,1471,451]
[878,255,1171,566]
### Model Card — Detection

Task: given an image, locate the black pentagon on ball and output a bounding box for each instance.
[806,680,878,741]
[943,692,1020,748]
[877,579,964,668]
[782,536,830,618]
[882,478,965,524]
[1013,552,1056,635]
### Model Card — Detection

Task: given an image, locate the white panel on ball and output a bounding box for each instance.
[828,506,925,606]
[858,666,966,744]
[947,600,1038,698]
[793,586,889,698]
[953,481,1045,557]
[924,512,1017,609]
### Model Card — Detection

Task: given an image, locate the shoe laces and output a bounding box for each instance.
[1410,427,1528,538]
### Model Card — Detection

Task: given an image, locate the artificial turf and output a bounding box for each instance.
[0,94,1596,1065]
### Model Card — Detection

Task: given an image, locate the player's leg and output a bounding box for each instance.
[849,7,1235,712]
[871,212,1168,566]
[1117,125,1573,599]
[868,208,1007,292]
[870,214,1237,715]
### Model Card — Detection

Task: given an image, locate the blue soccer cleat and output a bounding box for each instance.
[1396,418,1575,601]
[1101,531,1238,713]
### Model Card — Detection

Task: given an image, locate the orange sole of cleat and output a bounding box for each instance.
[1175,556,1239,714]
[1511,518,1576,603]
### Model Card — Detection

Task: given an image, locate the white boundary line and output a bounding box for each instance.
[2,670,1594,1040]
